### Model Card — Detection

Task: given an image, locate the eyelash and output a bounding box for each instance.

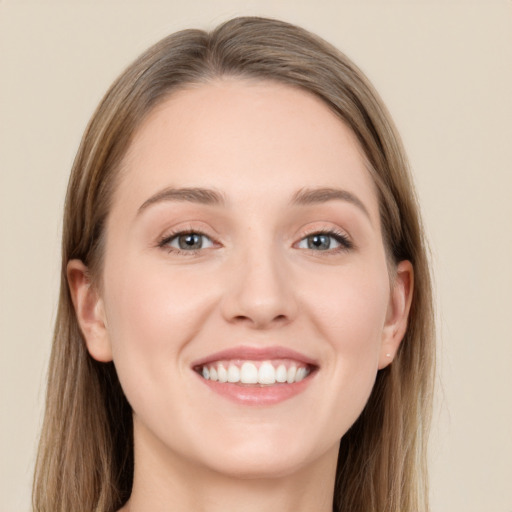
[157,228,353,255]
[158,229,214,255]
[298,229,354,253]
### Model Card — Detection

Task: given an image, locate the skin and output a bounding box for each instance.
[68,79,413,512]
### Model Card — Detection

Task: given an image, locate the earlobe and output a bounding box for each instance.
[378,260,414,369]
[67,259,113,362]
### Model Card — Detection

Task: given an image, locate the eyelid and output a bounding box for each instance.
[155,222,354,255]
[294,225,354,252]
[167,232,214,249]
[157,225,220,255]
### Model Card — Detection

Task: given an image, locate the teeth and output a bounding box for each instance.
[287,366,296,383]
[240,362,258,384]
[200,360,311,386]
[217,364,228,383]
[295,367,306,382]
[227,364,240,383]
[258,362,276,385]
[276,364,287,383]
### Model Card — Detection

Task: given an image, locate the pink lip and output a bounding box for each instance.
[198,377,315,406]
[191,345,319,368]
[191,345,319,406]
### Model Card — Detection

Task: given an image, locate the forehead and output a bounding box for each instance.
[115,78,379,220]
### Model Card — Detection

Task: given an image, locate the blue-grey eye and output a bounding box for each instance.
[168,233,214,250]
[297,233,346,251]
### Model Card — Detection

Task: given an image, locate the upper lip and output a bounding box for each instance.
[191,345,319,368]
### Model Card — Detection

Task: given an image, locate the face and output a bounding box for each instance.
[71,79,411,480]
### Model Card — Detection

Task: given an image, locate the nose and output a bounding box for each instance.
[220,244,298,329]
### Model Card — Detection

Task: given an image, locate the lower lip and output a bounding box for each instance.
[196,373,315,406]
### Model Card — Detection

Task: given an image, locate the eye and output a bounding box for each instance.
[297,231,352,251]
[160,232,214,252]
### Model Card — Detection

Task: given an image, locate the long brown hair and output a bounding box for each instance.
[33,16,435,512]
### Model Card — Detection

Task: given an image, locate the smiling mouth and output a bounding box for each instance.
[194,359,315,386]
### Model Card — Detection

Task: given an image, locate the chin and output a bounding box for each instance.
[188,427,336,480]
[202,449,315,480]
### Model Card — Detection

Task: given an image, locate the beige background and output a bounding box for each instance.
[1,1,511,511]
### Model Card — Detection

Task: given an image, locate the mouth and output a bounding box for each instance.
[191,346,318,405]
[194,359,313,386]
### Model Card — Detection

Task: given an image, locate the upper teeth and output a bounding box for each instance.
[200,361,310,385]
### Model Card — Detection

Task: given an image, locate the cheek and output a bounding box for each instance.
[297,262,390,426]
[104,251,215,340]
[302,260,389,351]
[100,255,218,401]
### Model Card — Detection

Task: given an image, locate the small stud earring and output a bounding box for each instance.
[386,353,392,358]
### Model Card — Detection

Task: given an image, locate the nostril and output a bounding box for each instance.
[231,313,289,328]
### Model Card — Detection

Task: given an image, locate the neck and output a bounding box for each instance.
[120,420,338,512]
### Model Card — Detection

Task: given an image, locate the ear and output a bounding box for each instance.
[378,260,414,369]
[67,259,112,362]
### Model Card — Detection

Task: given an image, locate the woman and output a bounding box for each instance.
[33,16,435,512]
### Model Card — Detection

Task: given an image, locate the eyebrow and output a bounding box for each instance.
[290,187,371,220]
[138,186,225,214]
[137,185,371,220]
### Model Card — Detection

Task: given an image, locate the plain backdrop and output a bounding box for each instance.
[1,1,511,511]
